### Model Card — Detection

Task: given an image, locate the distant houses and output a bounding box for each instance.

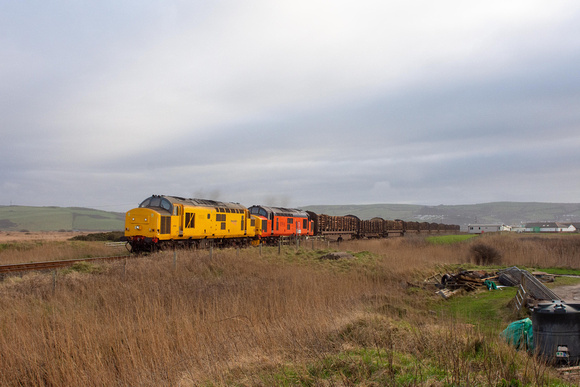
[524,222,577,233]
[468,222,579,234]
[467,224,511,234]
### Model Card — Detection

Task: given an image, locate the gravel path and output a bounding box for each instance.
[551,282,580,302]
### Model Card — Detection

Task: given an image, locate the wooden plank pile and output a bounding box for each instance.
[440,270,497,291]
[425,269,498,299]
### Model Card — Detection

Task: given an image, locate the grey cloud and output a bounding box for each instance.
[2,1,580,212]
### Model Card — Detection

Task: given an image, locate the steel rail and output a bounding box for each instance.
[0,255,132,274]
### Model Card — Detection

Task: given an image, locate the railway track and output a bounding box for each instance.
[0,255,132,274]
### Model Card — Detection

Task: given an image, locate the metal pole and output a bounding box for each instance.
[278,238,281,255]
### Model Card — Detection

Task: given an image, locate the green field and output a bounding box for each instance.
[426,234,479,244]
[0,206,124,231]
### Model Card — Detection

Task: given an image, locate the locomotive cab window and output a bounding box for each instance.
[140,196,173,214]
[139,198,151,208]
[160,199,172,212]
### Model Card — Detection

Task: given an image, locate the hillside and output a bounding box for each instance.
[302,202,580,227]
[2,202,580,232]
[0,206,124,232]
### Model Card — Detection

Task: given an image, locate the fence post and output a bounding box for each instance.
[123,258,127,279]
[173,250,177,271]
[278,238,281,255]
[52,270,57,294]
[210,245,213,260]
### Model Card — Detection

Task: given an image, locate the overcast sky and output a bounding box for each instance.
[2,1,580,212]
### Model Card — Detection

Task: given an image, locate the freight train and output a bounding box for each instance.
[122,194,460,253]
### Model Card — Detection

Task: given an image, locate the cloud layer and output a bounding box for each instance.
[2,1,580,211]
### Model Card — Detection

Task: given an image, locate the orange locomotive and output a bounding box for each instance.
[248,205,313,245]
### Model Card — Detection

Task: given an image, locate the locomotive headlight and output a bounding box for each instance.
[135,225,141,230]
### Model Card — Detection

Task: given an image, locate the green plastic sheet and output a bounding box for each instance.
[500,317,533,351]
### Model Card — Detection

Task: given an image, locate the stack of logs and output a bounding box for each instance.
[317,214,359,232]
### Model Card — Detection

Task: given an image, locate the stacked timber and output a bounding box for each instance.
[360,218,384,235]
[317,214,359,232]
[405,221,420,233]
[385,220,404,231]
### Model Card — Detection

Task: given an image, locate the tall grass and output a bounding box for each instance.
[0,240,127,264]
[0,235,576,385]
[474,233,580,269]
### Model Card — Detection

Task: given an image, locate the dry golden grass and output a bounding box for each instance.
[476,233,580,269]
[0,234,577,385]
[0,240,126,264]
[0,231,91,243]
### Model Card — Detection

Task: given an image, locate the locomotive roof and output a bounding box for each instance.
[166,196,246,210]
[148,195,247,210]
[249,205,308,217]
